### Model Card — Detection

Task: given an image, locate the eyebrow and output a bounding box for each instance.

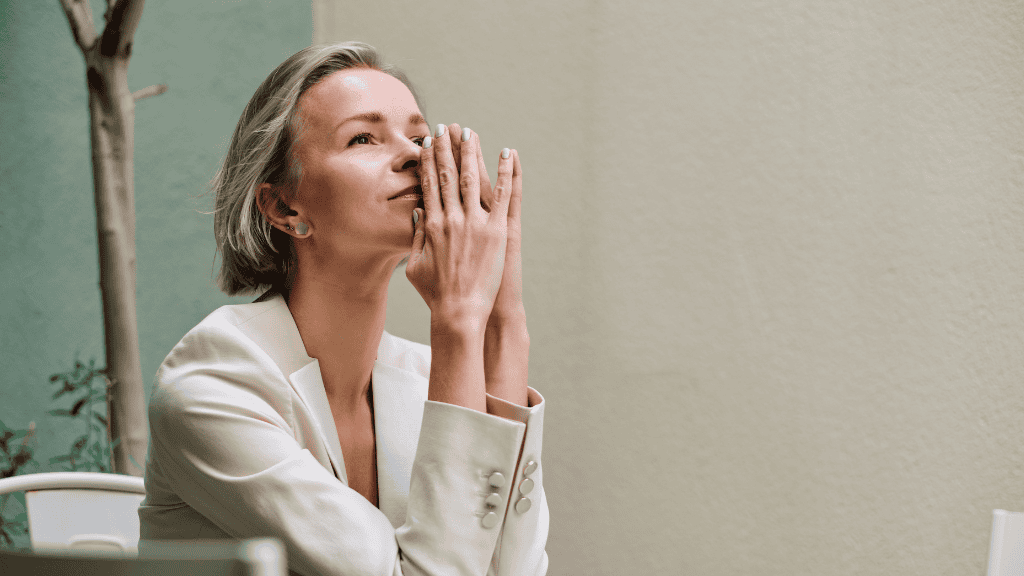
[337,112,427,129]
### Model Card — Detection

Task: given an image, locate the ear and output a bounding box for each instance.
[256,183,300,234]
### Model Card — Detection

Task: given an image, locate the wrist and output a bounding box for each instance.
[428,311,487,413]
[431,310,487,345]
[483,318,530,408]
[486,304,527,332]
[484,320,530,353]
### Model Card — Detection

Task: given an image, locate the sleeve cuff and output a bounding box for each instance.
[486,387,544,424]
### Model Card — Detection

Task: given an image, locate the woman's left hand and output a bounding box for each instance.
[445,123,525,321]
[443,123,529,406]
[486,147,525,323]
[481,145,529,407]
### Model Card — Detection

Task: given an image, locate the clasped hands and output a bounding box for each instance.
[406,123,529,407]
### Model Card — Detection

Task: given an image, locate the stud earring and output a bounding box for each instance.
[295,222,308,235]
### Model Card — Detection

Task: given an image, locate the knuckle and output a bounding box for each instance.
[492,184,508,201]
[420,169,436,188]
[460,172,475,190]
[437,168,456,188]
[425,219,442,237]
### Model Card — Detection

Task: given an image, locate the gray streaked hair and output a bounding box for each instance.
[212,41,421,296]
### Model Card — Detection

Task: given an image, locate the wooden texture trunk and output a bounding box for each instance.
[89,56,146,476]
[61,0,153,476]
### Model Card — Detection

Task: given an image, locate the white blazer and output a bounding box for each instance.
[138,293,548,576]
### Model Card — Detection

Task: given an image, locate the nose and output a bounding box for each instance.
[394,137,421,172]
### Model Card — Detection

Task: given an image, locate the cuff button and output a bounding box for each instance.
[515,497,532,514]
[488,472,506,488]
[524,461,538,476]
[485,493,503,508]
[519,477,534,496]
[482,511,500,528]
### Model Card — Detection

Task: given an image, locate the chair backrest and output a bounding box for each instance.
[0,538,286,576]
[0,472,146,553]
[988,509,1024,576]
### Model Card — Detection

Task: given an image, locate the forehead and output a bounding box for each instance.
[296,68,420,130]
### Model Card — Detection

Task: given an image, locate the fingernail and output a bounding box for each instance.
[423,136,432,149]
[412,210,419,225]
[501,148,510,159]
[462,127,471,142]
[435,124,445,138]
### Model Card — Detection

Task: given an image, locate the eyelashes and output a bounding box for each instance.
[347,133,429,147]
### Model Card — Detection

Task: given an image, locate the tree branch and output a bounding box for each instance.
[132,84,167,101]
[99,0,145,58]
[57,0,97,52]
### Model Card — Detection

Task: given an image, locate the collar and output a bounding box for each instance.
[229,292,427,527]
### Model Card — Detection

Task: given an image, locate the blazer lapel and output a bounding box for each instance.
[290,360,347,482]
[231,293,347,482]
[232,293,428,524]
[372,333,429,528]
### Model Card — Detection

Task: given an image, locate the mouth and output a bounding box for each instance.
[389,185,422,201]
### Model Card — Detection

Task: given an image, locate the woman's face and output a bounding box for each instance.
[289,68,429,265]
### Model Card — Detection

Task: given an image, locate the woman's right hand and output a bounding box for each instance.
[406,124,514,333]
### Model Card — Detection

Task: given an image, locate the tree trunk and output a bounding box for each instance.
[88,55,146,476]
[60,0,154,476]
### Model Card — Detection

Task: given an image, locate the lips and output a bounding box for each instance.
[389,185,422,200]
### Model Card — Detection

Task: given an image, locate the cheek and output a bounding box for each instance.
[321,153,387,190]
[301,158,388,225]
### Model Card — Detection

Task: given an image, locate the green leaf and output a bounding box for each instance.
[71,435,89,452]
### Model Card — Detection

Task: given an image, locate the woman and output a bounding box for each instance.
[138,42,548,576]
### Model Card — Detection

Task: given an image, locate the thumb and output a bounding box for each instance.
[409,208,425,263]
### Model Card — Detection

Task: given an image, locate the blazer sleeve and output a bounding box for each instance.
[484,391,549,576]
[148,322,542,576]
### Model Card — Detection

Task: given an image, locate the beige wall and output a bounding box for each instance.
[315,1,1024,574]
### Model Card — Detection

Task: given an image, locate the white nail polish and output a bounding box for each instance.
[501,148,510,159]
[423,136,432,149]
[412,210,419,225]
[462,127,471,142]
[435,124,445,137]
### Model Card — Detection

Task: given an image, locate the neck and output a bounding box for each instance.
[286,251,402,416]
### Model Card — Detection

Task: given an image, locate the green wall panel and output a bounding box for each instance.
[0,0,311,467]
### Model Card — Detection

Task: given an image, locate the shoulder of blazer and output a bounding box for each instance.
[158,293,432,391]
[150,316,297,443]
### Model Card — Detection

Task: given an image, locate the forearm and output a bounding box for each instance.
[484,313,530,407]
[429,312,488,412]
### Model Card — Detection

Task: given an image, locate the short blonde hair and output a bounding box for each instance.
[213,42,421,295]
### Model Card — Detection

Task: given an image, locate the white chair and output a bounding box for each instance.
[987,509,1024,576]
[0,537,287,576]
[0,471,146,553]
